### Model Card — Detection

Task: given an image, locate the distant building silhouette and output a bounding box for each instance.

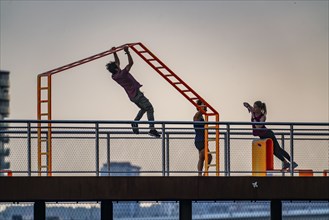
[100,161,141,176]
[0,70,10,172]
[100,161,141,217]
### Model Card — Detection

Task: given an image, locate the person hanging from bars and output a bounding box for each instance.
[243,101,298,170]
[106,46,160,138]
[194,100,212,176]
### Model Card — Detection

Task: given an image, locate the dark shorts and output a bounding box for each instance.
[194,141,205,151]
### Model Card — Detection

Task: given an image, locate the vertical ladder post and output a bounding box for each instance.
[47,75,52,176]
[37,74,52,176]
[215,114,220,176]
[203,114,220,176]
[204,115,209,176]
[37,75,42,176]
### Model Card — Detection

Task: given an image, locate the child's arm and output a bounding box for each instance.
[243,102,253,113]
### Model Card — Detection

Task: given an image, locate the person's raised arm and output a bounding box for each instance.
[243,102,253,113]
[112,47,120,67]
[124,46,133,72]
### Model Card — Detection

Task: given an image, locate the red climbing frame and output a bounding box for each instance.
[37,42,220,176]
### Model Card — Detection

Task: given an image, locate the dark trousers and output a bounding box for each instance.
[131,90,155,128]
[260,130,291,162]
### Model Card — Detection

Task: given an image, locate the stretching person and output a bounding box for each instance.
[194,100,212,176]
[243,101,298,170]
[106,46,160,138]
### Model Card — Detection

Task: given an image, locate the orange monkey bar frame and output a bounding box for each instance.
[37,43,220,176]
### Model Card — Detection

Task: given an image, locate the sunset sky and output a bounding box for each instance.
[1,0,328,175]
[1,1,328,123]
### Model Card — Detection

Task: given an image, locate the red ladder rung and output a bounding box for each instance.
[40,100,48,103]
[206,113,218,116]
[40,87,48,90]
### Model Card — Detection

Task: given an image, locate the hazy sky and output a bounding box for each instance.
[1,0,328,122]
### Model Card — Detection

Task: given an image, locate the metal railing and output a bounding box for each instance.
[0,120,328,176]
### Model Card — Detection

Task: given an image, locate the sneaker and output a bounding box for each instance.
[131,123,139,134]
[291,162,298,169]
[283,161,299,170]
[148,129,161,138]
[282,162,290,170]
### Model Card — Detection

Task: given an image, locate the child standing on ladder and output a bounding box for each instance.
[106,46,160,138]
[243,101,298,170]
[194,100,212,176]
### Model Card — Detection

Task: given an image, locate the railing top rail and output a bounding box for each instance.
[0,119,328,126]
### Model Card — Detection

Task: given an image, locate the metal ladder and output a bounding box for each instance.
[37,42,220,176]
[129,43,220,175]
[37,44,128,176]
[37,74,52,176]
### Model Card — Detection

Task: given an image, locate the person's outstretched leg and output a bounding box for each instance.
[131,91,146,134]
[262,130,298,169]
[134,108,146,121]
[132,91,160,137]
[136,96,154,126]
[137,95,160,137]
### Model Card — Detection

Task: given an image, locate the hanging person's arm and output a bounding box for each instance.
[124,46,133,72]
[112,47,120,67]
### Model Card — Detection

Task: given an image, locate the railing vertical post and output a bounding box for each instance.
[289,124,294,176]
[46,131,48,176]
[27,122,32,176]
[226,124,231,176]
[166,133,170,176]
[224,133,228,176]
[281,134,285,176]
[95,123,100,176]
[162,123,166,176]
[107,133,111,176]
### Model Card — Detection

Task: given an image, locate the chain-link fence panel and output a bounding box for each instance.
[1,123,31,176]
[96,124,165,176]
[1,121,328,176]
[165,127,226,176]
